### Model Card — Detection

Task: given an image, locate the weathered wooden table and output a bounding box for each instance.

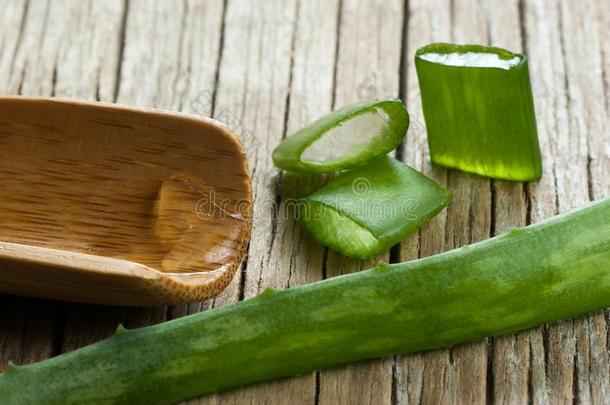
[0,0,608,403]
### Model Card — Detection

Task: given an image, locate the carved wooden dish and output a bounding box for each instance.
[0,97,252,306]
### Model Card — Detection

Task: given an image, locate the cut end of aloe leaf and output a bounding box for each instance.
[416,43,526,70]
[300,201,380,260]
[415,43,541,182]
[272,99,409,173]
[418,51,522,70]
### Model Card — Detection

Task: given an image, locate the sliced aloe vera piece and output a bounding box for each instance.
[299,156,451,259]
[415,43,542,181]
[272,99,409,173]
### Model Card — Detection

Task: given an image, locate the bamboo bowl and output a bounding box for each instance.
[0,97,252,306]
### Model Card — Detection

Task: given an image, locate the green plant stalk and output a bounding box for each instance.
[2,198,610,405]
[299,156,452,259]
[415,43,542,181]
[272,99,408,173]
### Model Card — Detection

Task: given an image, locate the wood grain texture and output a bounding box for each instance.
[1,0,609,403]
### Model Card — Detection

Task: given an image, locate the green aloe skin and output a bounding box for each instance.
[415,43,542,181]
[272,99,408,173]
[299,156,452,259]
[1,197,609,405]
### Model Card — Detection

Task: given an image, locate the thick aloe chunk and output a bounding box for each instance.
[415,43,542,181]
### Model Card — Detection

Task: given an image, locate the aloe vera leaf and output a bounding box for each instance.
[299,156,452,259]
[1,198,609,405]
[272,99,408,173]
[415,43,542,181]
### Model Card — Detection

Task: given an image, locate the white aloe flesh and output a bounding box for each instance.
[300,108,390,164]
[418,51,521,70]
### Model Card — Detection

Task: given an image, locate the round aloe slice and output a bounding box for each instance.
[272,99,409,173]
[299,156,452,259]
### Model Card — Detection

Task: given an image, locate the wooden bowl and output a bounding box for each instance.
[0,97,252,306]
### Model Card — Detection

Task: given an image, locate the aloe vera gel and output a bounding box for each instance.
[415,43,542,181]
